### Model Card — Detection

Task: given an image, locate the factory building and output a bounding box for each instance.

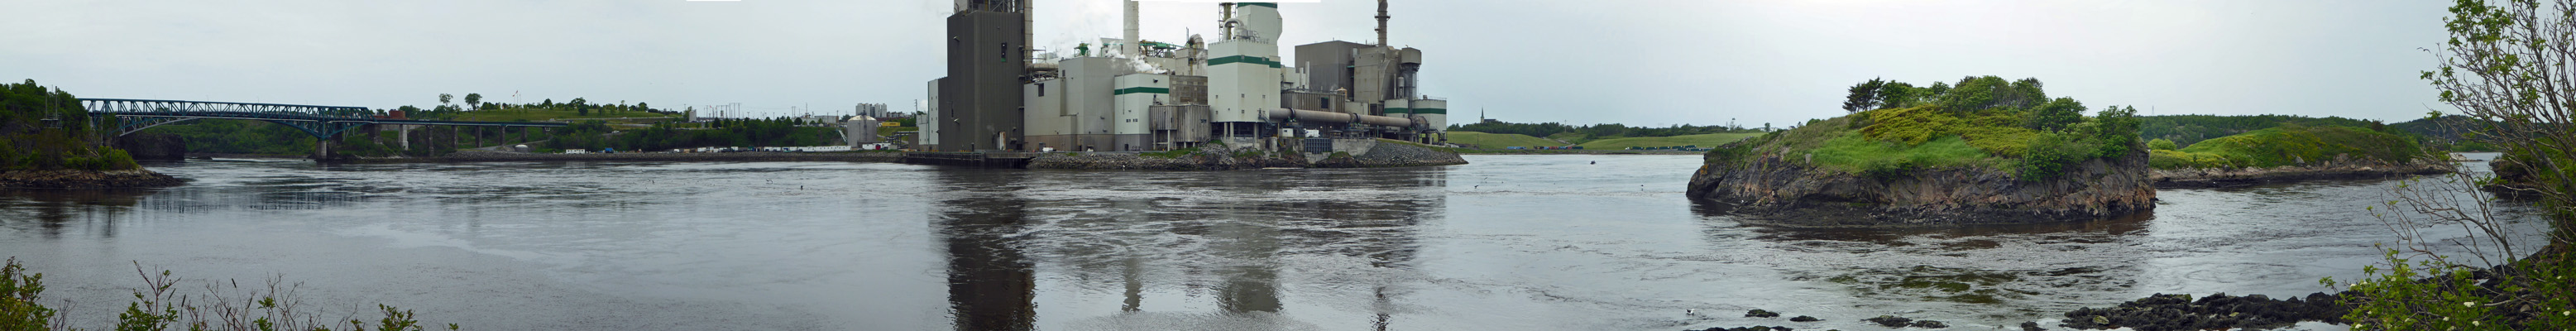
[923,0,1448,152]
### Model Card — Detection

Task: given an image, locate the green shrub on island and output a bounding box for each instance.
[1709,75,2141,181]
[1,79,139,171]
[2143,124,2434,170]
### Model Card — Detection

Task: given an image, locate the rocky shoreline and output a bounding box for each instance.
[346,150,907,163]
[1026,139,1468,170]
[1687,149,2157,227]
[0,169,186,189]
[2150,157,2454,189]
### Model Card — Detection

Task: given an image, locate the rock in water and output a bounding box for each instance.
[1906,320,1948,329]
[1865,315,1913,328]
[1745,309,1780,318]
[1789,315,1820,322]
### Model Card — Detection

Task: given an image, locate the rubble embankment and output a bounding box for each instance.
[0,169,185,189]
[1026,139,1468,170]
[356,150,905,163]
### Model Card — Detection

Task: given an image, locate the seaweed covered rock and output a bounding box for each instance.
[2058,293,2344,331]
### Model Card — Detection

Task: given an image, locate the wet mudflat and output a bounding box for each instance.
[0,154,2544,330]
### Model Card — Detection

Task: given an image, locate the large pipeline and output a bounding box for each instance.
[1266,108,1413,127]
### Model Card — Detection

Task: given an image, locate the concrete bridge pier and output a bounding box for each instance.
[313,138,333,160]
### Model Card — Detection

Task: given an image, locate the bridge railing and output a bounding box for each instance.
[82,98,377,119]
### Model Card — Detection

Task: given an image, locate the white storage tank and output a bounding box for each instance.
[1381,98,1411,118]
[1410,98,1448,132]
[1234,2,1282,43]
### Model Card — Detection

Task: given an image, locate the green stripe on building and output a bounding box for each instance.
[1206,55,1282,68]
[1238,2,1277,8]
[1113,87,1171,95]
[1384,108,1411,114]
[1412,108,1447,114]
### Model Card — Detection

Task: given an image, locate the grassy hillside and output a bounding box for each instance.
[2139,114,2387,147]
[2,79,138,170]
[2147,124,2434,169]
[1444,132,1564,149]
[1578,132,1763,150]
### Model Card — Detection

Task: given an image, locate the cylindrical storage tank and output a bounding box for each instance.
[1400,47,1422,65]
[1235,2,1282,43]
[1410,99,1448,131]
[1381,98,1410,118]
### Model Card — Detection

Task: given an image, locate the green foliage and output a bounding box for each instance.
[2023,98,2085,132]
[2330,249,2576,330]
[1844,78,1889,113]
[2,79,141,171]
[546,118,842,152]
[1805,132,1999,175]
[1716,76,2143,181]
[1575,132,1760,150]
[2143,125,2433,170]
[1443,132,1564,149]
[2,258,55,331]
[2139,114,2392,147]
[1139,146,1199,158]
[2147,138,2179,151]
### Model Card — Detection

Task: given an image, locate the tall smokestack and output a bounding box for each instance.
[1375,0,1389,46]
[1124,0,1140,58]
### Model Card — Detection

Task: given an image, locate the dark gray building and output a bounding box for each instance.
[936,2,1029,151]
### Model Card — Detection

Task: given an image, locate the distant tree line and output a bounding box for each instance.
[544,117,840,152]
[0,79,136,170]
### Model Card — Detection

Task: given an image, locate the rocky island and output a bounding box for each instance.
[0,79,183,189]
[1687,76,2155,226]
[2144,124,2450,189]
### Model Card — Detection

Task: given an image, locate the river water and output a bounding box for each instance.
[0,154,2550,330]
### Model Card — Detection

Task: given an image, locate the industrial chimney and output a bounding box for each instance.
[1124,0,1140,59]
[1375,0,1389,46]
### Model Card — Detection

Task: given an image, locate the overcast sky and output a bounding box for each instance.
[4,0,2455,127]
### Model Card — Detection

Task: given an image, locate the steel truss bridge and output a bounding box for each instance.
[82,98,565,139]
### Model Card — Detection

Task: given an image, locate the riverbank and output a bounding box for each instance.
[1026,138,1467,170]
[2149,157,2454,189]
[0,169,185,189]
[346,150,905,163]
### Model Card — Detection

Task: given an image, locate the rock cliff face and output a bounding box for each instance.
[1687,148,2156,226]
[2150,155,2453,189]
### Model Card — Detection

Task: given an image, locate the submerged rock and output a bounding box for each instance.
[1687,326,1793,331]
[1745,309,1780,318]
[1865,315,1913,328]
[1789,315,1820,322]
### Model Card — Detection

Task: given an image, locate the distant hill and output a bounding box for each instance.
[1443,132,1563,149]
[2138,114,2388,147]
[2388,115,2501,151]
[1577,132,1762,150]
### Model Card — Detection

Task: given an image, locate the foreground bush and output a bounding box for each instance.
[0,257,454,331]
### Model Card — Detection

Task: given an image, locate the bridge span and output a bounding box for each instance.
[82,98,568,159]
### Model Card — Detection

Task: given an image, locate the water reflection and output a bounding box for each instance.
[931,168,1446,329]
[0,188,153,238]
[933,170,1037,331]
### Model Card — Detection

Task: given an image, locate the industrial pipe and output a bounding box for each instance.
[1266,108,1411,127]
